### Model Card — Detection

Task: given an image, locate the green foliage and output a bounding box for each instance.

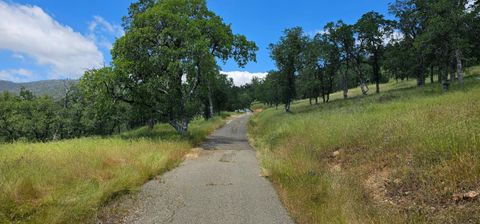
[0,90,60,142]
[79,68,135,135]
[256,71,283,107]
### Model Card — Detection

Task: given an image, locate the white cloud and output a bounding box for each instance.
[466,0,476,12]
[12,53,25,60]
[0,69,34,82]
[467,0,475,8]
[307,29,327,37]
[88,16,124,50]
[221,71,268,86]
[383,30,404,44]
[89,16,124,37]
[0,1,103,80]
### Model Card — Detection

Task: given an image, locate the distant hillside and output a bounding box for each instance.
[0,79,79,99]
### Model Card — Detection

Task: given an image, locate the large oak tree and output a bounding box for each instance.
[110,0,257,134]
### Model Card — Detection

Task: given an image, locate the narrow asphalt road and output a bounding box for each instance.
[103,113,293,224]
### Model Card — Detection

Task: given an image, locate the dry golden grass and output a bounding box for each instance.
[0,114,230,223]
[249,75,480,223]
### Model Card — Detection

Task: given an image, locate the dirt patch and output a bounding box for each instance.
[259,167,272,177]
[453,190,480,202]
[365,168,394,205]
[184,148,211,160]
[360,153,480,223]
[97,193,138,224]
[328,149,345,173]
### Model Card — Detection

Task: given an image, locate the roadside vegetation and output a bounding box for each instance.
[249,73,480,223]
[0,114,231,224]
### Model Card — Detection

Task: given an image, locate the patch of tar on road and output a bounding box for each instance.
[219,152,236,163]
[206,182,234,187]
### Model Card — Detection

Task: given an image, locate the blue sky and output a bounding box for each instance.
[0,0,392,84]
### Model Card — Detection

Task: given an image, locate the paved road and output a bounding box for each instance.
[105,114,293,224]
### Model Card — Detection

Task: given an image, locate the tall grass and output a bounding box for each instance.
[249,77,480,223]
[0,114,230,224]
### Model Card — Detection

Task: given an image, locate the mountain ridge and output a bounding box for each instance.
[0,79,79,99]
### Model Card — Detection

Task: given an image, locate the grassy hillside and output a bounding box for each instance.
[0,80,78,99]
[249,73,480,223]
[0,114,231,224]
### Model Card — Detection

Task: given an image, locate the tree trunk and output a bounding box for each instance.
[373,55,380,94]
[442,64,450,92]
[437,67,442,83]
[343,66,349,99]
[147,118,155,129]
[360,80,369,95]
[285,70,296,113]
[207,80,214,118]
[456,49,464,85]
[450,62,456,82]
[170,119,189,135]
[430,65,434,84]
[285,102,291,113]
[417,67,425,86]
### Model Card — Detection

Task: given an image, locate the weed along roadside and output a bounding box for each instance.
[0,114,233,224]
[248,76,480,223]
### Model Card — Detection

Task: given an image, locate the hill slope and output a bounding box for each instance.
[0,79,78,99]
[249,74,480,223]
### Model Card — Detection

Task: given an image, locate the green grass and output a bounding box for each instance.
[249,75,480,223]
[467,65,480,76]
[0,114,232,224]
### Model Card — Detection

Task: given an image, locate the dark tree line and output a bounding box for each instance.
[254,0,480,112]
[0,85,132,142]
